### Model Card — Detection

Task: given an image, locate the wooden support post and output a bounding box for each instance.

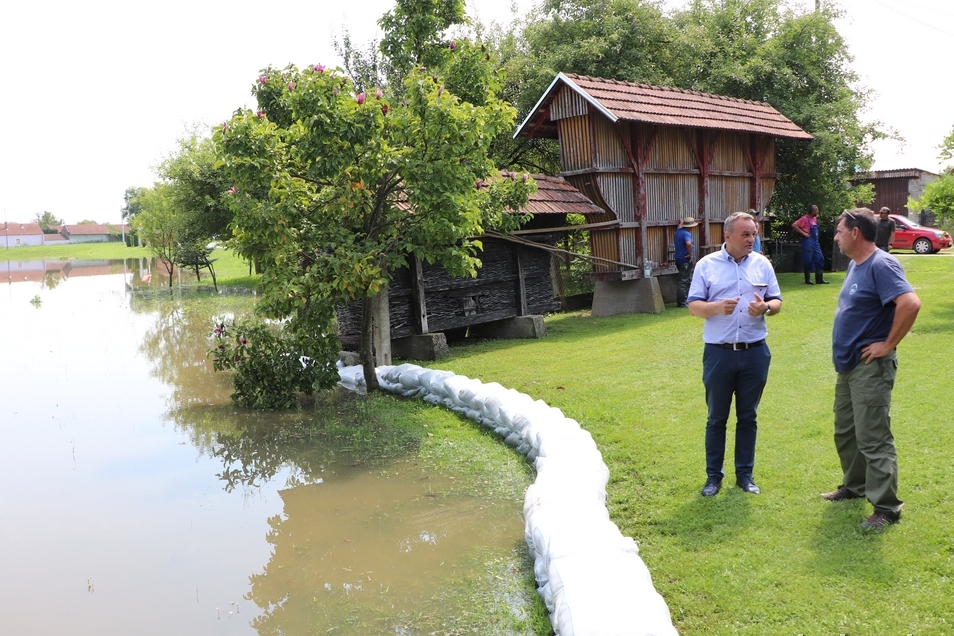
[515,247,528,316]
[411,256,429,334]
[372,287,391,366]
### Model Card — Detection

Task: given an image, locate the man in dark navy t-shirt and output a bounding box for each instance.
[822,208,921,530]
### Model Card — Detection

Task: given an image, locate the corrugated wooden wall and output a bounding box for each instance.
[553,97,781,277]
[557,115,591,174]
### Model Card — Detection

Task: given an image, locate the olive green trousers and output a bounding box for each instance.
[832,352,903,515]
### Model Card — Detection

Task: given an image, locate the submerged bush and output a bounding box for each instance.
[209,319,339,410]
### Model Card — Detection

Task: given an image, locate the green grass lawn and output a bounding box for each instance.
[12,242,953,633]
[432,253,954,635]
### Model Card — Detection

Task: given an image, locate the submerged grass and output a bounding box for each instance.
[2,242,259,288]
[426,253,954,635]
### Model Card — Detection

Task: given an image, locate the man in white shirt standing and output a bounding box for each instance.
[688,211,783,497]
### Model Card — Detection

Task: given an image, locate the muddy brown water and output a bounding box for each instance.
[0,259,532,635]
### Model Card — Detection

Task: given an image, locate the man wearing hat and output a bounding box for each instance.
[674,216,698,308]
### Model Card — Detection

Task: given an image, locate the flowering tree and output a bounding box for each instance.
[217,49,532,392]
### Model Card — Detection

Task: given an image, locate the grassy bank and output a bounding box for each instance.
[425,253,954,635]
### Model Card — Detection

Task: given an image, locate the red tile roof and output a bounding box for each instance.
[65,224,112,235]
[517,73,812,141]
[519,174,605,215]
[1,222,43,236]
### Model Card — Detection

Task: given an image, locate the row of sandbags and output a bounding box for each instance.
[337,362,678,636]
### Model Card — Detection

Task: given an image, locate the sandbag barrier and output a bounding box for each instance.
[337,362,679,636]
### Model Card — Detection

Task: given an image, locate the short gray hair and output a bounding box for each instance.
[724,211,756,233]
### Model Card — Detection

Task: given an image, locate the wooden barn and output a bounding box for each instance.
[515,73,812,314]
[850,168,939,219]
[337,174,604,359]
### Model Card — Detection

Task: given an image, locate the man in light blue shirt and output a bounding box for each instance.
[688,211,783,497]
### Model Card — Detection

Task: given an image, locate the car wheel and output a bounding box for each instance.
[914,238,932,254]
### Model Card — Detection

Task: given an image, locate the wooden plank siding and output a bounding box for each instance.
[553,92,781,277]
[515,74,809,281]
[337,237,561,348]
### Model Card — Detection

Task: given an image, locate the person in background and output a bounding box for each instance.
[674,216,698,308]
[875,207,896,252]
[792,205,829,284]
[822,208,920,529]
[688,211,782,497]
[749,209,762,254]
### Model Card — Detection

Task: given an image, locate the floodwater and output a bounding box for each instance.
[0,259,532,635]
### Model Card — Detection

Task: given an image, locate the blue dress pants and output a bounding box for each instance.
[702,343,772,480]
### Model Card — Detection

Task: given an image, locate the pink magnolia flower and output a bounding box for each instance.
[333,87,339,97]
[258,75,268,85]
[449,40,456,50]
[256,110,265,119]
[287,82,294,92]
[475,180,485,189]
[239,336,247,345]
[356,92,366,104]
[221,122,228,133]
[227,186,238,194]
[313,64,325,73]
[438,86,443,97]
[381,104,389,115]
[522,173,529,183]
[375,87,382,99]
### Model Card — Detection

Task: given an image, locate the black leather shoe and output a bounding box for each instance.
[737,477,761,494]
[701,478,722,497]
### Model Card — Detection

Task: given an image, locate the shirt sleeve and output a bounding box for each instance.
[793,216,810,234]
[875,256,914,305]
[687,258,709,302]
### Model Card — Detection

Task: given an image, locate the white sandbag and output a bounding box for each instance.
[419,369,456,397]
[533,455,610,501]
[547,551,678,636]
[337,363,679,636]
[397,365,427,388]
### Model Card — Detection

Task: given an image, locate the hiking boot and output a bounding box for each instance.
[860,510,900,529]
[820,485,863,502]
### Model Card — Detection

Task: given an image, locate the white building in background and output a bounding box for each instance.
[1,222,44,247]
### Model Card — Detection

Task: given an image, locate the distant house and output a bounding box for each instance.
[43,231,68,245]
[851,168,939,218]
[62,224,113,243]
[1,222,44,247]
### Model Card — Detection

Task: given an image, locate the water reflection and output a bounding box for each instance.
[0,258,535,635]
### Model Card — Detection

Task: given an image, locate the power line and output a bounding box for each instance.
[867,0,954,37]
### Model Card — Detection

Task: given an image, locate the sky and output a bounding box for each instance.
[2,0,952,225]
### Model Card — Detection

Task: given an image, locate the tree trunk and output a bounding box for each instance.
[360,295,380,392]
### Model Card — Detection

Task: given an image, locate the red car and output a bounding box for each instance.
[889,214,953,254]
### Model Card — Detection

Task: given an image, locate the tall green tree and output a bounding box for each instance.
[937,124,954,168]
[909,173,954,224]
[122,186,145,221]
[33,211,63,233]
[158,132,234,244]
[130,183,180,286]
[218,52,531,392]
[669,0,880,221]
[487,0,677,173]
